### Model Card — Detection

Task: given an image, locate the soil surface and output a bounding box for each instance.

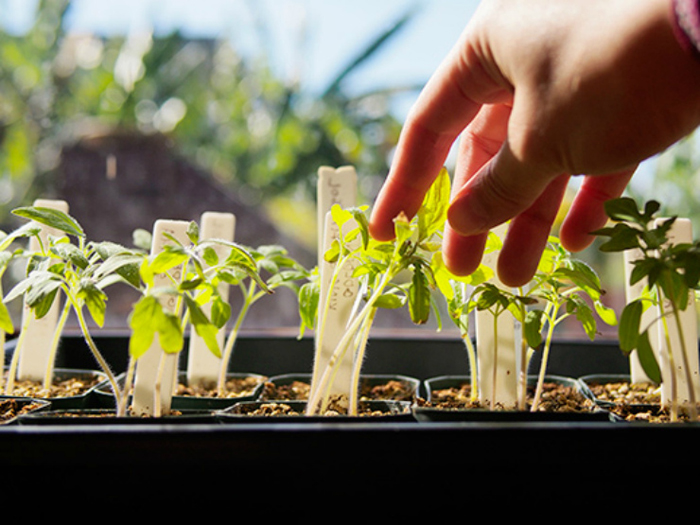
[175,376,264,399]
[0,398,45,423]
[2,375,102,399]
[423,381,597,413]
[586,380,700,422]
[259,378,415,402]
[232,397,405,417]
[587,380,661,405]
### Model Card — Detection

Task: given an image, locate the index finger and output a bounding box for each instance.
[368,31,509,241]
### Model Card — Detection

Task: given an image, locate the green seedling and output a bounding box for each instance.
[522,237,617,411]
[213,243,311,395]
[433,247,496,404]
[594,197,700,421]
[131,222,310,403]
[470,281,536,410]
[3,206,142,409]
[127,221,279,415]
[303,167,451,416]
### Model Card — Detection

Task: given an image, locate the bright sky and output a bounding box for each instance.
[2,0,480,117]
[0,0,658,184]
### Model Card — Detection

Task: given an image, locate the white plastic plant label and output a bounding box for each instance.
[475,223,518,409]
[654,218,700,407]
[311,210,360,405]
[186,211,235,387]
[310,166,358,403]
[132,219,190,417]
[17,199,70,382]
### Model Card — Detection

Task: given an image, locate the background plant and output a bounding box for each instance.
[0,0,411,252]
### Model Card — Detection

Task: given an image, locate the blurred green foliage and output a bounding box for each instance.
[628,133,700,235]
[0,0,417,233]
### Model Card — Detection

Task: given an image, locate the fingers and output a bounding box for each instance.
[443,103,511,276]
[443,224,489,277]
[369,28,508,241]
[497,174,571,287]
[447,135,559,239]
[558,168,636,252]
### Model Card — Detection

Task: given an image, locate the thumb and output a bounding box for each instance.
[446,140,558,236]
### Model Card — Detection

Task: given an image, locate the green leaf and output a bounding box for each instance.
[594,223,641,252]
[50,243,90,270]
[603,197,645,223]
[223,245,270,293]
[408,266,431,324]
[0,299,14,334]
[524,309,545,348]
[128,295,159,359]
[202,246,219,266]
[330,204,353,230]
[157,310,184,354]
[636,329,662,384]
[297,281,319,334]
[149,247,189,275]
[373,292,405,309]
[618,300,643,353]
[417,166,450,241]
[348,208,370,250]
[132,228,152,251]
[186,221,199,244]
[30,287,59,320]
[594,300,617,326]
[0,222,40,252]
[77,282,107,328]
[572,299,597,341]
[12,206,85,238]
[393,212,413,252]
[94,253,144,289]
[210,295,231,329]
[184,295,220,358]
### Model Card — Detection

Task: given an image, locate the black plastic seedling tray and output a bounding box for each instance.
[2,330,697,484]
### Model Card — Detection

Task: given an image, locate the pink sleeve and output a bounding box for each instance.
[672,0,700,58]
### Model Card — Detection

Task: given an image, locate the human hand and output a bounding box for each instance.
[369,0,700,286]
